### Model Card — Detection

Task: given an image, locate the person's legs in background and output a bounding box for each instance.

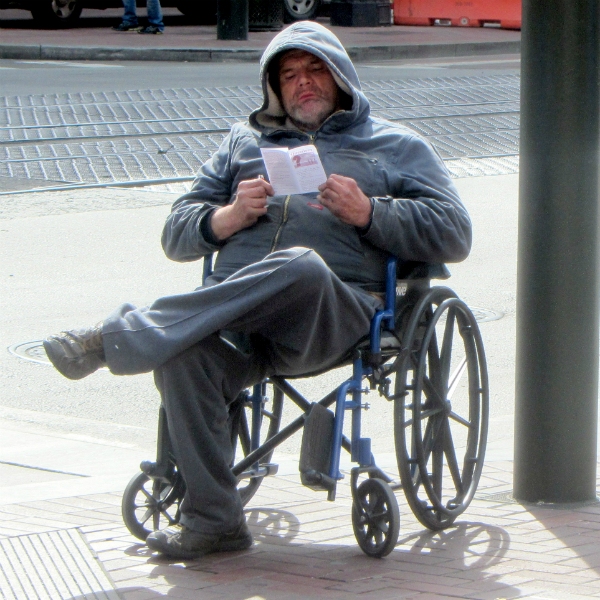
[112,0,141,31]
[139,0,164,33]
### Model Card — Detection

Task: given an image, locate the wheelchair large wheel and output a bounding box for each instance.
[122,469,184,541]
[352,478,400,558]
[230,382,284,506]
[394,287,489,531]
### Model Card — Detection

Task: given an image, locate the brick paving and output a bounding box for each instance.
[3,461,600,599]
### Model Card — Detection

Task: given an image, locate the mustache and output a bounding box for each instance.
[295,91,324,102]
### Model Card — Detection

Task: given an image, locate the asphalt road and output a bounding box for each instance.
[0,54,520,96]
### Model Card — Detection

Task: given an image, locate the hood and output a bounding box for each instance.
[249,21,371,134]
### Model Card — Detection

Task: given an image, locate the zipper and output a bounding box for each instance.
[270,195,291,253]
[268,135,317,253]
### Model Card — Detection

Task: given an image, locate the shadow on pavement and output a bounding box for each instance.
[109,518,517,599]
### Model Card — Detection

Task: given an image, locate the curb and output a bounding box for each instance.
[0,40,520,62]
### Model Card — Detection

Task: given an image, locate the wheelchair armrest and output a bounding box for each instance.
[369,258,446,360]
[369,257,397,357]
[202,253,214,284]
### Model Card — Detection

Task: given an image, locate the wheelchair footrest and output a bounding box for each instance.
[237,463,279,481]
[140,460,173,484]
[299,403,335,492]
[300,469,337,493]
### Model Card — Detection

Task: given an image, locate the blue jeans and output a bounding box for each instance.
[122,0,164,29]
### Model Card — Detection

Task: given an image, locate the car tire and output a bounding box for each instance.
[30,0,83,27]
[177,0,217,23]
[282,0,321,22]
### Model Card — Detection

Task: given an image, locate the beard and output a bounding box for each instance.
[285,96,338,132]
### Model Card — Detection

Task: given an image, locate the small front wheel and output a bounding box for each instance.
[352,478,400,558]
[121,470,185,541]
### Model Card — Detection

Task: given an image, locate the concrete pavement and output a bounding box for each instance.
[6,174,600,600]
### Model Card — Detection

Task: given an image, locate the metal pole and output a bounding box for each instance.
[514,0,600,503]
[217,0,249,40]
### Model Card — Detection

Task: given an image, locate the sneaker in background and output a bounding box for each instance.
[138,25,164,34]
[112,21,142,32]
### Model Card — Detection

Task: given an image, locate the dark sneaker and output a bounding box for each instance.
[112,22,141,31]
[43,325,106,380]
[146,521,252,560]
[138,25,164,34]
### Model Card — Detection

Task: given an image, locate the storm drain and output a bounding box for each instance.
[0,528,118,600]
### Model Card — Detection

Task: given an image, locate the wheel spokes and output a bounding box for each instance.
[393,293,489,531]
[443,421,464,497]
[138,507,154,527]
[238,408,251,455]
[447,358,467,400]
[440,306,456,388]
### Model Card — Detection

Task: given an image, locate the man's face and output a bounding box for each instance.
[278,50,340,132]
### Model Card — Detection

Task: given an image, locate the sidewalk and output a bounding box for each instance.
[0,10,521,62]
[4,174,600,600]
[2,421,600,600]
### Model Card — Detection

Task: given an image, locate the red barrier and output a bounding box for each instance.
[394,0,521,30]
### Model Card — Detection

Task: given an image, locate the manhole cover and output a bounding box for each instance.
[8,340,50,365]
[470,307,504,322]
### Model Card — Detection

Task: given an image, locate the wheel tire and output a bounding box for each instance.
[121,470,185,541]
[230,383,284,506]
[176,0,217,23]
[394,287,489,531]
[30,0,83,27]
[282,0,321,22]
[352,478,400,558]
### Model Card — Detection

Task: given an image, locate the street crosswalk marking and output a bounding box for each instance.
[15,60,124,68]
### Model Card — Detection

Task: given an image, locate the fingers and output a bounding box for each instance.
[317,174,372,227]
[237,176,275,199]
[318,173,351,194]
[317,174,357,207]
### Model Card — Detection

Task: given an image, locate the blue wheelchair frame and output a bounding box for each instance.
[123,252,489,558]
[209,255,398,497]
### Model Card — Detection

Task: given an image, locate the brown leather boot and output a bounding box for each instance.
[43,325,106,380]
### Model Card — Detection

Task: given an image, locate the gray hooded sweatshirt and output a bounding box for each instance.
[161,21,472,292]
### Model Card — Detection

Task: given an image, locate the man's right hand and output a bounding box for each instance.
[210,177,274,241]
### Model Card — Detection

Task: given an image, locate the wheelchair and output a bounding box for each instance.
[121,256,489,558]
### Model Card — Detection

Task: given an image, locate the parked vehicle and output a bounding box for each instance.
[283,0,320,22]
[0,0,323,27]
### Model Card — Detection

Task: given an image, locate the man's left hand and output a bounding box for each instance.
[317,174,372,228]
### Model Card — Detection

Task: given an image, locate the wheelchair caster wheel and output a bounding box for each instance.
[352,478,400,558]
[122,470,185,541]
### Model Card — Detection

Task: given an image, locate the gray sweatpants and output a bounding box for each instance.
[102,248,381,533]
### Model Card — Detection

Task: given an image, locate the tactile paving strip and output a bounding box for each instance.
[0,135,223,184]
[0,74,521,189]
[0,529,118,600]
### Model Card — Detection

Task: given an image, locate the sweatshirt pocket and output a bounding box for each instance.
[321,149,389,197]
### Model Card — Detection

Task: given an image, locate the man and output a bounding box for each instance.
[44,21,471,559]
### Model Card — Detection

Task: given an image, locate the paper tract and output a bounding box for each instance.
[260,144,327,195]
